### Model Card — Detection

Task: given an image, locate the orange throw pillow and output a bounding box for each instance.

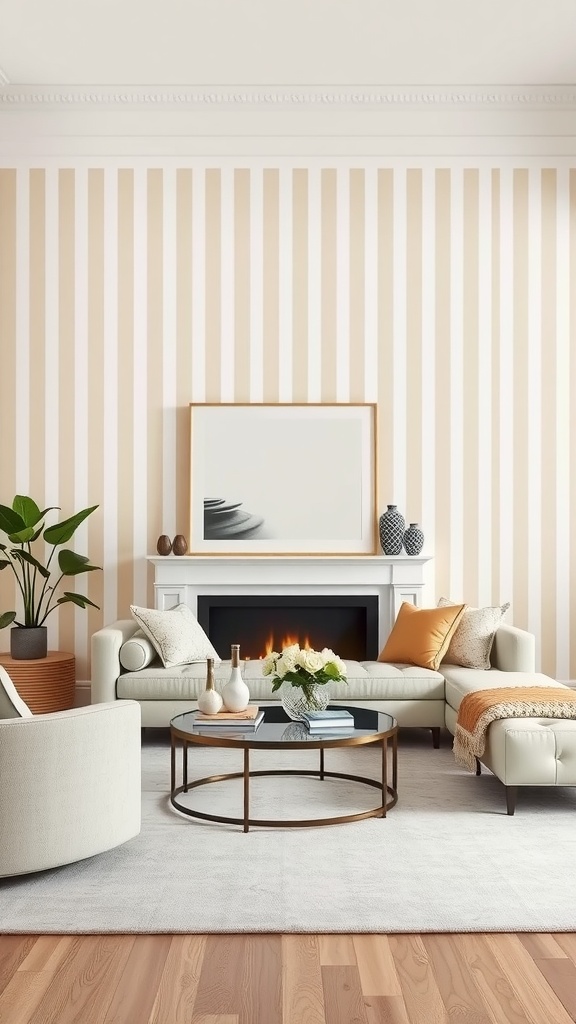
[378,601,467,671]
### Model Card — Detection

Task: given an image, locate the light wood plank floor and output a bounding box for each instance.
[1,932,576,1024]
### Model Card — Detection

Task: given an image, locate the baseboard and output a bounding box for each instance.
[75,682,91,707]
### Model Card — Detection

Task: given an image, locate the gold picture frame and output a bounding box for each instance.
[189,403,378,555]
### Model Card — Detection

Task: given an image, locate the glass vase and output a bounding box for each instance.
[280,679,331,721]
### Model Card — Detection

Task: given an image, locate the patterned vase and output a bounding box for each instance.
[403,523,425,556]
[378,505,405,555]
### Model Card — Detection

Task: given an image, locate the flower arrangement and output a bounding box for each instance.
[262,643,347,702]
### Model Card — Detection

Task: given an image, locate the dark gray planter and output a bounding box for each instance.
[10,626,48,660]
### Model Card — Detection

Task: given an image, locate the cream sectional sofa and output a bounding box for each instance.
[91,618,576,813]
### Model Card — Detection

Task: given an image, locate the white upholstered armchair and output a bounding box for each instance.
[0,666,141,878]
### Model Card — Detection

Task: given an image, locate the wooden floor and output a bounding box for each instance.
[2,932,576,1023]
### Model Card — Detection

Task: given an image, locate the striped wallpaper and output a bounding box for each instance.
[0,161,574,682]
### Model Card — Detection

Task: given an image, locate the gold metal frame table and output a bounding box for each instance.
[170,705,398,832]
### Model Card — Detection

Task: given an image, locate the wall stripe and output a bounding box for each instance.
[498,168,514,621]
[0,159,575,680]
[132,167,148,605]
[527,168,542,659]
[449,168,464,600]
[15,168,29,496]
[541,169,558,675]
[555,167,570,681]
[307,166,322,403]
[477,167,492,607]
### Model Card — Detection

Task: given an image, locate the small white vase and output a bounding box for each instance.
[198,657,224,715]
[198,688,223,714]
[222,644,250,712]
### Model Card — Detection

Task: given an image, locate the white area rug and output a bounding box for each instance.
[2,729,576,934]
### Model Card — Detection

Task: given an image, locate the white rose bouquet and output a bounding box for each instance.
[262,642,347,702]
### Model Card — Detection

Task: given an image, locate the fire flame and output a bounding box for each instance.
[262,632,312,657]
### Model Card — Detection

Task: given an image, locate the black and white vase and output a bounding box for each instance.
[378,505,405,555]
[403,523,425,556]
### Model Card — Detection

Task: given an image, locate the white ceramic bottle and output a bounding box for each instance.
[197,658,223,715]
[222,644,250,712]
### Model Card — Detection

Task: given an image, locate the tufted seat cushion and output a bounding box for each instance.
[116,658,445,702]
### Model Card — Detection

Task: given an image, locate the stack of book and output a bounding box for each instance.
[300,709,355,735]
[192,705,264,731]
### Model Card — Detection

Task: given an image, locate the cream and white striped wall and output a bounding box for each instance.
[0,159,574,682]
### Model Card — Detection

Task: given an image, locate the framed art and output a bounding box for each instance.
[189,404,377,555]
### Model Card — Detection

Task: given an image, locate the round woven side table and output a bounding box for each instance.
[0,651,76,713]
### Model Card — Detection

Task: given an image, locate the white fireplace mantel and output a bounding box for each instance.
[148,554,432,649]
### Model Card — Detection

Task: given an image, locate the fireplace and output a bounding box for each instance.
[197,595,379,661]
[149,554,432,652]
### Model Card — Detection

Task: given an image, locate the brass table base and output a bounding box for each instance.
[170,738,398,832]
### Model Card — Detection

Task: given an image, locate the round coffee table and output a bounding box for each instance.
[170,705,398,832]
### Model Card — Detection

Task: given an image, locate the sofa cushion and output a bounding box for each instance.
[438,597,510,670]
[442,664,565,713]
[116,658,445,703]
[119,630,159,672]
[378,602,466,671]
[130,603,221,669]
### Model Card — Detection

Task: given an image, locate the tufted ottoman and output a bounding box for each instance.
[443,666,576,814]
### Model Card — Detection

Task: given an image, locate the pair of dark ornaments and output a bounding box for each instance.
[156,534,188,556]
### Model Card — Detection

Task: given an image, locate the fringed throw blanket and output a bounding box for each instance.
[454,686,576,771]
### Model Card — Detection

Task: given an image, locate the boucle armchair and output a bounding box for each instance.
[0,666,142,878]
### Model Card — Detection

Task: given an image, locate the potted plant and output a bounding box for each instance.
[0,495,101,659]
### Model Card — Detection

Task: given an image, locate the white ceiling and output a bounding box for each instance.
[0,0,575,87]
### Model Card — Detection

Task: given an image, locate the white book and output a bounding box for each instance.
[192,709,265,730]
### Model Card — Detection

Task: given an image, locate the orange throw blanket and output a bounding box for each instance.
[454,686,576,771]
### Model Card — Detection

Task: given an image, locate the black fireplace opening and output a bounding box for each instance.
[197,595,379,662]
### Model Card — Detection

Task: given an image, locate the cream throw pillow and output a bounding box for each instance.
[130,603,221,669]
[438,597,510,670]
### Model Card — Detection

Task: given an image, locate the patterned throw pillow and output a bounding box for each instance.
[438,597,510,670]
[130,603,221,669]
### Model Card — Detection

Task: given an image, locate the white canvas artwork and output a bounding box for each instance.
[189,404,377,554]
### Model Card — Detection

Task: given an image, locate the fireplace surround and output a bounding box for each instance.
[196,594,380,661]
[149,555,432,653]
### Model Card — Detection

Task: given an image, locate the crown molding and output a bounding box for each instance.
[1,84,576,110]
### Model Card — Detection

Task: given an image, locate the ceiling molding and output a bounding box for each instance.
[2,84,576,110]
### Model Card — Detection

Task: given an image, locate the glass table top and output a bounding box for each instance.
[171,704,397,745]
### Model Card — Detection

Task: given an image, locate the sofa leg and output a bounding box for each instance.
[505,786,518,816]
[475,758,481,776]
[431,727,440,749]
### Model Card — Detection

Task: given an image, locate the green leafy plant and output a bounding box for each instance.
[0,495,101,630]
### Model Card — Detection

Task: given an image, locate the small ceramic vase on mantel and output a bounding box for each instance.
[379,505,405,555]
[197,658,223,715]
[172,535,188,556]
[403,523,425,556]
[156,535,172,556]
